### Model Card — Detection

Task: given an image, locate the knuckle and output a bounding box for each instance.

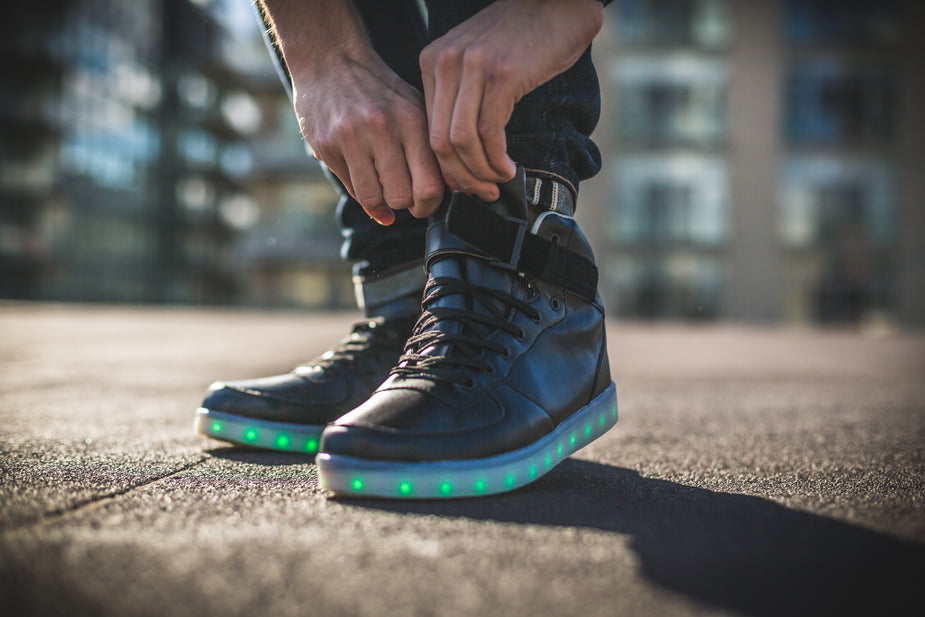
[489,60,516,81]
[477,120,498,140]
[363,109,388,132]
[449,127,475,149]
[331,119,356,143]
[462,48,488,70]
[357,192,384,210]
[435,47,463,72]
[419,45,436,70]
[416,183,444,203]
[454,176,479,193]
[387,195,413,210]
[429,134,453,156]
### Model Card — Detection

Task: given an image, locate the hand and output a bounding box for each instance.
[293,53,445,224]
[419,0,604,202]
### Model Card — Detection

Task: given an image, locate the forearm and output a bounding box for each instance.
[257,0,376,80]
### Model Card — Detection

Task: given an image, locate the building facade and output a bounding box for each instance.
[583,0,924,325]
[1,0,349,308]
[3,0,923,324]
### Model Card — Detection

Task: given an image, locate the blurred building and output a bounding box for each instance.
[584,0,924,325]
[1,0,349,308]
[2,0,922,324]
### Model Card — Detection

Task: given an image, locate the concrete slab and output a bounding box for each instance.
[1,304,923,616]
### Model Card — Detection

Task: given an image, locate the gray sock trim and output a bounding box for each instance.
[524,174,576,216]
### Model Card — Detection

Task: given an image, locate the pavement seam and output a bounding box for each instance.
[6,456,209,532]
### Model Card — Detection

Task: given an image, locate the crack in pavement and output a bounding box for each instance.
[3,456,209,532]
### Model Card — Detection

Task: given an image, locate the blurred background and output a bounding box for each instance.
[1,0,922,326]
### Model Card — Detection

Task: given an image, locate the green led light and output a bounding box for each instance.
[505,474,516,488]
[600,413,606,427]
[612,403,617,418]
[557,444,563,457]
[545,455,552,468]
[474,479,487,493]
[244,428,258,443]
[352,478,364,491]
[569,434,577,447]
[439,481,453,496]
[304,438,319,453]
[211,421,223,433]
[398,481,413,496]
[585,424,592,437]
[275,433,291,449]
[529,465,537,479]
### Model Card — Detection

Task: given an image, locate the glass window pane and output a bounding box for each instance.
[614,56,728,145]
[616,0,732,48]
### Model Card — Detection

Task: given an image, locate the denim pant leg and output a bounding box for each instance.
[255,1,429,278]
[424,0,603,201]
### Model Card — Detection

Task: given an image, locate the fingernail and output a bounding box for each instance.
[370,211,394,226]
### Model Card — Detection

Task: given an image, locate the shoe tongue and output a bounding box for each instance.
[421,252,519,360]
[419,173,531,360]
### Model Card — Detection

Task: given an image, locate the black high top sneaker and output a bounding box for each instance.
[194,264,425,455]
[317,170,617,498]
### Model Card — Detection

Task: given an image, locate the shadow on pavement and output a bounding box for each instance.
[340,459,923,617]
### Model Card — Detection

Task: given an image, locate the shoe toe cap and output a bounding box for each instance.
[319,385,553,462]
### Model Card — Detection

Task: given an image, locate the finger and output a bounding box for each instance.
[375,142,415,212]
[403,135,445,218]
[450,61,509,184]
[320,154,357,203]
[348,153,394,226]
[478,84,517,181]
[431,76,499,202]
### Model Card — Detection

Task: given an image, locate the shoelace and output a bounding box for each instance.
[391,276,541,385]
[304,320,409,375]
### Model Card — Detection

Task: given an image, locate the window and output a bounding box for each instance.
[611,156,729,246]
[616,0,732,48]
[779,158,893,249]
[786,60,895,145]
[785,0,899,46]
[608,255,723,319]
[614,56,728,145]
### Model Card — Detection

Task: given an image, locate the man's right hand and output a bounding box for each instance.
[259,0,445,224]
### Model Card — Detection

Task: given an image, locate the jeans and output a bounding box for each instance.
[258,0,603,278]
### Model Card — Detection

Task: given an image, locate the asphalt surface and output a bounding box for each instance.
[1,303,923,617]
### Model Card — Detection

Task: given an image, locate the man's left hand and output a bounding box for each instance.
[419,0,604,202]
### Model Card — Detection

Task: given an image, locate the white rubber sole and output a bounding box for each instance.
[317,382,618,499]
[194,408,324,455]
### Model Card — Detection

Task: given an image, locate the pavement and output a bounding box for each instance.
[0,303,923,617]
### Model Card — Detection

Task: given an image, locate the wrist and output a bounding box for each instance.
[260,0,378,81]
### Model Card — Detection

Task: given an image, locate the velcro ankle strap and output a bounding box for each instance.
[445,193,599,303]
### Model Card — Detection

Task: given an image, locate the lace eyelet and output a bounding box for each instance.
[515,328,526,341]
[530,312,542,324]
[485,365,496,375]
[460,378,476,390]
[550,297,561,311]
[549,233,560,245]
[500,347,512,359]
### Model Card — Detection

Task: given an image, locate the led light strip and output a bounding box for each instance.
[194,408,323,455]
[317,383,617,499]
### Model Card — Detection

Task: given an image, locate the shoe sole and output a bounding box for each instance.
[317,382,617,499]
[194,408,324,455]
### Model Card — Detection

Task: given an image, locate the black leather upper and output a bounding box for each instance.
[201,317,416,425]
[321,172,610,462]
